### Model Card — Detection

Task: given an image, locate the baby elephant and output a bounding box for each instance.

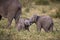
[30,15,54,32]
[16,17,31,31]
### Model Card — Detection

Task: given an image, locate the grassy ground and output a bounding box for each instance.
[0,5,60,40]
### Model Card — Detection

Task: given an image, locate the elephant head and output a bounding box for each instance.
[30,14,40,23]
[24,20,31,26]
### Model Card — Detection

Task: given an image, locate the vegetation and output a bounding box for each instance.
[0,0,60,40]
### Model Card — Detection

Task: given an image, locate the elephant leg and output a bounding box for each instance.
[49,26,53,32]
[43,25,49,32]
[25,26,30,31]
[17,22,25,31]
[36,23,41,32]
[6,8,17,28]
[43,27,49,32]
[6,17,13,28]
[17,25,22,31]
[42,23,50,32]
[48,24,53,32]
[14,9,21,27]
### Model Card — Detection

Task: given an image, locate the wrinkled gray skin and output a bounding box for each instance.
[30,15,54,32]
[0,0,21,28]
[17,18,31,31]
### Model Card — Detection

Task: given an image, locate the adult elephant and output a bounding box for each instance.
[0,0,22,28]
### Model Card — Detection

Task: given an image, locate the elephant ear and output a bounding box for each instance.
[32,14,40,22]
[36,15,40,21]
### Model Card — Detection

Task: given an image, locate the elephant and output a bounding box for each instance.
[29,14,54,32]
[16,17,31,31]
[0,0,22,28]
